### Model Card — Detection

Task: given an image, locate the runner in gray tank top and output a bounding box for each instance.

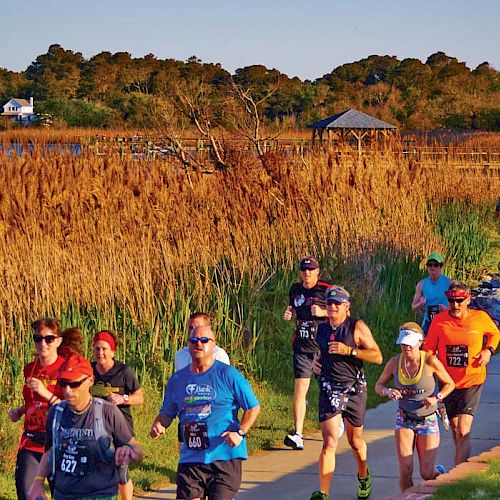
[375,322,454,492]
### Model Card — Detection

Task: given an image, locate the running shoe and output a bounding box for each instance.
[309,491,328,500]
[357,465,372,499]
[283,432,304,450]
[435,464,446,475]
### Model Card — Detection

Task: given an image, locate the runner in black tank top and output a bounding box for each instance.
[283,257,332,451]
[309,287,382,500]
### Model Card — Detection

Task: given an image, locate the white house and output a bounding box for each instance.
[1,97,36,123]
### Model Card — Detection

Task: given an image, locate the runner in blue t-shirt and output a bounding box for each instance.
[150,326,260,499]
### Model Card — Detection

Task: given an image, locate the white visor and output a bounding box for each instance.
[396,329,423,346]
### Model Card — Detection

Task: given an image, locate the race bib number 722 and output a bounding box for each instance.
[445,345,468,367]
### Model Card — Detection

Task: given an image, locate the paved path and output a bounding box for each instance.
[139,355,500,500]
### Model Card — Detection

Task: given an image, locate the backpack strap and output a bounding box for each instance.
[93,398,115,460]
[51,400,67,478]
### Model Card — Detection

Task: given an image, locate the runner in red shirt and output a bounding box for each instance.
[423,281,499,465]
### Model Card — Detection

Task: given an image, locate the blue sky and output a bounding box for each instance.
[2,0,499,80]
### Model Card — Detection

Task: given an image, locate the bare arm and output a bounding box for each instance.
[27,451,51,500]
[374,357,397,396]
[150,413,174,439]
[427,354,454,398]
[411,281,425,312]
[108,387,144,406]
[353,320,383,365]
[222,405,261,447]
[115,436,144,466]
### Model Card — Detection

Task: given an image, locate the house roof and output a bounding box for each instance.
[3,98,32,107]
[307,109,397,130]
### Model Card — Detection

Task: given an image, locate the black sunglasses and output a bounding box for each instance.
[448,298,466,304]
[58,376,89,389]
[33,334,58,344]
[189,336,213,344]
[426,262,441,268]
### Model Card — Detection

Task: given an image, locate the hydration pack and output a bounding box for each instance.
[50,398,115,478]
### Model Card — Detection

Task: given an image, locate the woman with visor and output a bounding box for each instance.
[375,322,454,491]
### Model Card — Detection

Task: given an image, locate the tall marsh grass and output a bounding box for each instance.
[0,135,498,393]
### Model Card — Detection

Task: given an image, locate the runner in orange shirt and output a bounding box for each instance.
[423,281,499,465]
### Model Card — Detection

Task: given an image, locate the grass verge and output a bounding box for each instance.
[431,458,500,499]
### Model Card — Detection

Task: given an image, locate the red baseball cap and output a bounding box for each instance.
[58,354,93,381]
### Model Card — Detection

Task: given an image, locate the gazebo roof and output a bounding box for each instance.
[307,109,397,130]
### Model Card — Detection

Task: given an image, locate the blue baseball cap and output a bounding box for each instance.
[326,286,351,303]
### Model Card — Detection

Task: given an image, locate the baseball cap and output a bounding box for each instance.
[426,252,444,264]
[58,354,93,381]
[299,257,319,270]
[396,322,423,346]
[325,286,351,303]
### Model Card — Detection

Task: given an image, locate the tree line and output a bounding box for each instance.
[1,44,499,130]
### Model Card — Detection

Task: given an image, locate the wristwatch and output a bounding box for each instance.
[436,392,444,402]
[487,346,495,355]
[237,429,246,437]
[351,348,358,357]
[123,394,130,404]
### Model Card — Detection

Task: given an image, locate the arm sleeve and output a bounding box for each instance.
[159,376,179,418]
[481,313,500,350]
[288,285,294,307]
[45,406,55,451]
[229,367,259,410]
[215,347,230,365]
[124,366,141,393]
[423,321,439,354]
[107,405,134,447]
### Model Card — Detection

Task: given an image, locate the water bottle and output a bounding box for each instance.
[437,402,450,431]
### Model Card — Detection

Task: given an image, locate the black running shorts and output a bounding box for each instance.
[444,384,483,420]
[319,380,367,427]
[176,459,242,500]
[292,351,316,379]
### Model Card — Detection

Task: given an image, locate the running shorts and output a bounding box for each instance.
[395,410,440,435]
[318,379,367,427]
[444,384,483,420]
[293,352,316,379]
[176,459,242,500]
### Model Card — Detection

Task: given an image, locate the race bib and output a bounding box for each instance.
[59,439,90,476]
[297,320,317,340]
[446,344,468,367]
[320,377,349,411]
[427,305,440,322]
[184,422,209,450]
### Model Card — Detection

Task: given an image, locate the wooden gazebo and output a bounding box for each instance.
[307,109,398,155]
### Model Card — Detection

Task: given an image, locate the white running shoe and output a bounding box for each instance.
[284,432,304,450]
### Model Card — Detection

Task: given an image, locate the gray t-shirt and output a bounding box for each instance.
[46,398,133,499]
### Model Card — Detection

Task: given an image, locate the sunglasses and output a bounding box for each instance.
[189,337,213,344]
[58,376,89,389]
[33,334,58,344]
[447,297,466,304]
[426,262,441,268]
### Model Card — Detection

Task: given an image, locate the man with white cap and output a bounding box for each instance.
[375,322,454,491]
[423,280,499,465]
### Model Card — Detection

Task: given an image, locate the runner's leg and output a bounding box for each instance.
[319,414,343,493]
[293,377,311,435]
[345,420,368,477]
[415,433,440,480]
[395,427,416,491]
[450,414,474,465]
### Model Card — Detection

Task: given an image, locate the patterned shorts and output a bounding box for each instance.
[395,410,439,435]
